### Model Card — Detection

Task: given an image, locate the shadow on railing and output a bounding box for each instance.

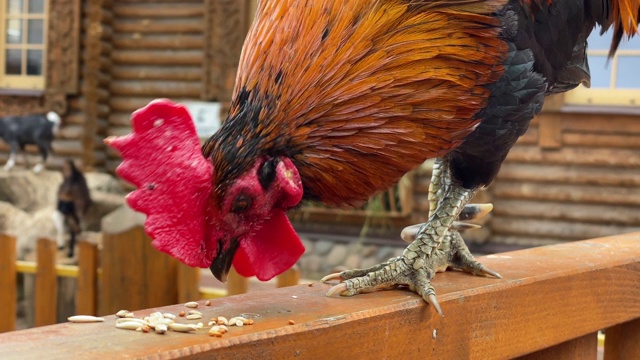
[0,233,639,359]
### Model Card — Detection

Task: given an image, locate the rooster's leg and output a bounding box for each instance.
[322,163,501,315]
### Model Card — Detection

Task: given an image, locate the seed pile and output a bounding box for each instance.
[69,301,257,338]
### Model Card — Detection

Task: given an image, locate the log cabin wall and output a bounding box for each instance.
[0,0,84,169]
[106,0,207,172]
[488,108,640,250]
[104,0,253,172]
[0,0,253,171]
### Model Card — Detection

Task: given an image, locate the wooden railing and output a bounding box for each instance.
[0,233,638,359]
[0,229,299,332]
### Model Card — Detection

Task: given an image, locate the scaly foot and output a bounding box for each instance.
[322,203,501,316]
[322,228,501,316]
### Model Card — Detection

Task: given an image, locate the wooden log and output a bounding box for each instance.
[177,263,200,303]
[562,113,640,134]
[109,97,157,113]
[491,216,640,241]
[505,145,640,168]
[34,239,57,327]
[604,318,640,360]
[1,234,639,359]
[497,163,640,187]
[112,35,203,50]
[76,241,98,316]
[562,132,640,149]
[538,114,562,149]
[113,19,204,34]
[114,4,204,17]
[110,80,201,97]
[0,234,17,333]
[111,50,202,65]
[227,268,249,296]
[51,140,84,155]
[492,181,640,206]
[111,65,202,82]
[492,199,640,226]
[277,266,300,288]
[516,125,538,145]
[517,333,598,360]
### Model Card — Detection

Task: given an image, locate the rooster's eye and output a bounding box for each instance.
[231,194,252,213]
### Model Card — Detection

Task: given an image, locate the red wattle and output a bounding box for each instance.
[232,210,304,281]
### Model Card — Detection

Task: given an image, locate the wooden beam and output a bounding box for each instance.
[177,264,201,303]
[0,235,17,333]
[34,239,58,327]
[277,266,300,288]
[538,114,563,149]
[0,233,638,359]
[604,318,640,360]
[76,241,98,316]
[226,268,249,296]
[517,333,598,359]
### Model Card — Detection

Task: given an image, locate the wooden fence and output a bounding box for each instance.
[0,233,638,359]
[0,228,299,333]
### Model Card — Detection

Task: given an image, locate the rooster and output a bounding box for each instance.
[106,0,640,315]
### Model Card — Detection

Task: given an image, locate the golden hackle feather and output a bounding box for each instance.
[222,0,510,206]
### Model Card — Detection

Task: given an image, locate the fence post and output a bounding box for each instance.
[0,234,17,333]
[177,263,201,303]
[604,319,640,360]
[227,268,249,296]
[34,238,57,327]
[277,266,300,288]
[76,240,98,316]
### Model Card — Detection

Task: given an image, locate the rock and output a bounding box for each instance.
[298,254,323,275]
[360,256,380,270]
[343,254,361,269]
[101,205,146,234]
[84,192,126,231]
[0,201,30,234]
[314,240,334,256]
[361,245,378,258]
[325,243,349,267]
[300,237,314,256]
[376,246,397,262]
[15,208,58,260]
[85,172,125,194]
[0,170,61,212]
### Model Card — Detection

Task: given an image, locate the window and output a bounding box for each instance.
[0,0,48,90]
[565,27,640,106]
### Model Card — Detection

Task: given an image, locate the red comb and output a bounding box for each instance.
[105,99,305,281]
[105,99,218,268]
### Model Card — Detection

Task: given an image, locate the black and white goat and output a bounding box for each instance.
[0,111,61,172]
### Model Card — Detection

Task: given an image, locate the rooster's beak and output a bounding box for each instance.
[209,238,240,283]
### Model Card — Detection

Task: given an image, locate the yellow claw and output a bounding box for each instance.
[320,273,343,284]
[326,283,349,297]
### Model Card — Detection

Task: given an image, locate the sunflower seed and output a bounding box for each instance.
[184,301,199,308]
[68,315,105,323]
[169,323,198,333]
[155,324,168,334]
[188,310,203,316]
[116,321,144,330]
[116,318,148,326]
[115,310,130,318]
[186,314,202,320]
[163,313,177,320]
[217,316,229,326]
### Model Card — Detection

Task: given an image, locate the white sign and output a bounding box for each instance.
[182,101,222,138]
